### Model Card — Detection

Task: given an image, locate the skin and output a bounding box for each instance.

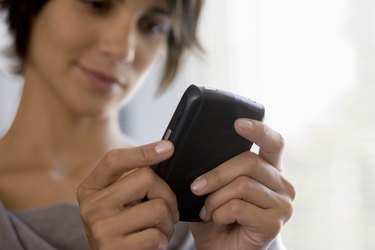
[0,0,296,249]
[0,0,172,209]
[77,120,295,250]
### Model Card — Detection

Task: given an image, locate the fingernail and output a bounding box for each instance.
[199,206,207,220]
[155,141,173,155]
[237,119,253,130]
[191,177,207,192]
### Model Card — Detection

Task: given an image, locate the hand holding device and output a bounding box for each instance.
[151,84,265,221]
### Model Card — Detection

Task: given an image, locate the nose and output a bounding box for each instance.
[98,22,136,64]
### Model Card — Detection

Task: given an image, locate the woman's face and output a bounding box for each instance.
[24,0,172,116]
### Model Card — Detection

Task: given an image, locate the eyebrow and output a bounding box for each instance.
[113,0,172,16]
[114,0,171,11]
[149,6,172,16]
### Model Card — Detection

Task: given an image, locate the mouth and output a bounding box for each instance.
[78,64,126,92]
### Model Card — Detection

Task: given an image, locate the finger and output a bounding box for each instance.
[120,228,169,250]
[80,167,179,223]
[211,199,282,240]
[234,119,285,169]
[91,226,169,250]
[191,151,284,196]
[91,198,176,241]
[200,176,280,221]
[77,140,174,199]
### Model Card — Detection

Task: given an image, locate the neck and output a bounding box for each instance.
[0,76,129,179]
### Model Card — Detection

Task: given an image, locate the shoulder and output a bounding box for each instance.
[0,201,89,250]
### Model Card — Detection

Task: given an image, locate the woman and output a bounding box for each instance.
[0,0,295,249]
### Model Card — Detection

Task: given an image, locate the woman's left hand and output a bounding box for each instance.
[188,119,296,250]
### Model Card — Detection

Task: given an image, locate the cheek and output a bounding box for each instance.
[47,23,93,66]
[134,40,166,76]
[29,3,95,69]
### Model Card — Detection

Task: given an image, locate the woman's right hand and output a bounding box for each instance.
[76,140,178,250]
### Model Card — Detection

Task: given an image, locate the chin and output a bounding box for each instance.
[63,98,114,120]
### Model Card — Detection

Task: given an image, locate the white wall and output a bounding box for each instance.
[0,13,23,138]
[126,1,375,249]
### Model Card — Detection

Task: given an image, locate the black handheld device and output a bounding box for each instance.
[151,84,265,221]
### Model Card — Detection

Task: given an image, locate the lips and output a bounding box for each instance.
[78,64,126,92]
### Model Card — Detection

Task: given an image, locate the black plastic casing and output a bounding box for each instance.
[151,84,265,222]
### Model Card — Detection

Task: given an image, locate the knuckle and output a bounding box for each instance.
[248,153,263,174]
[228,199,244,215]
[260,125,285,151]
[101,149,119,170]
[273,195,294,224]
[285,179,297,201]
[152,199,170,219]
[285,201,295,221]
[210,167,226,185]
[259,211,283,239]
[281,196,295,221]
[79,199,97,224]
[137,167,156,186]
[276,133,286,151]
[254,156,264,171]
[241,151,261,171]
[267,219,282,238]
[235,176,252,194]
[91,219,109,244]
[79,201,91,219]
[259,123,270,138]
[78,196,105,226]
[280,175,296,201]
[242,151,256,162]
[76,184,85,202]
[137,145,154,163]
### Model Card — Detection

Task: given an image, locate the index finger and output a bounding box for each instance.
[234,119,285,170]
[79,140,174,191]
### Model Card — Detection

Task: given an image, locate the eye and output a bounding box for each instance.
[80,0,112,13]
[139,17,171,36]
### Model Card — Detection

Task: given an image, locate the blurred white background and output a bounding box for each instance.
[1,0,375,249]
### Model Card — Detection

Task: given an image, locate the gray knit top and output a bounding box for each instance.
[0,200,193,250]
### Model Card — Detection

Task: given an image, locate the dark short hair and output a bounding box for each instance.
[0,0,204,92]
